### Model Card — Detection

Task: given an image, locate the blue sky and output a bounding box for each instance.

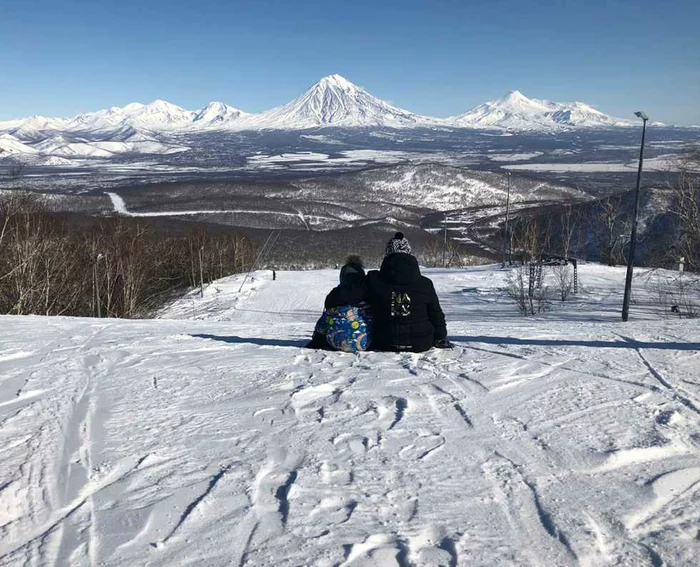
[2,0,699,124]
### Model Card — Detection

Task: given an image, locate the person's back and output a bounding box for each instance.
[365,233,449,353]
[306,256,372,353]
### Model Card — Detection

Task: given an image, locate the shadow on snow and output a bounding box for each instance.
[453,335,700,351]
[191,334,305,348]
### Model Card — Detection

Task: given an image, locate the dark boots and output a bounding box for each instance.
[305,332,331,350]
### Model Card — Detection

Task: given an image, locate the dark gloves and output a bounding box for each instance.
[434,339,455,349]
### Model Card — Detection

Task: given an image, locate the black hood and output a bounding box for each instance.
[380,253,421,285]
[340,262,365,284]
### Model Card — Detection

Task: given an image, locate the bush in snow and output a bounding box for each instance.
[652,271,700,319]
[504,265,550,316]
[552,265,574,302]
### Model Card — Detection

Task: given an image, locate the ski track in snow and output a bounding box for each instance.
[1,265,700,566]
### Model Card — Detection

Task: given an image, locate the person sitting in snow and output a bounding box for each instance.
[327,233,453,353]
[305,256,373,353]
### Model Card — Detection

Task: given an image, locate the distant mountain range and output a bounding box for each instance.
[0,74,674,163]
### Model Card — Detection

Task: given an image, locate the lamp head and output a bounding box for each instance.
[634,111,649,121]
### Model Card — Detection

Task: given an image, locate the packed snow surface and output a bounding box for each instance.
[1,265,699,566]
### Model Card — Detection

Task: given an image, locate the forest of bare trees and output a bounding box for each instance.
[668,148,700,273]
[503,147,700,272]
[0,194,257,317]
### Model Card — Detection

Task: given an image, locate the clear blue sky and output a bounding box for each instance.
[2,0,699,124]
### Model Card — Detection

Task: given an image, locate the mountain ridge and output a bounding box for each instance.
[0,75,658,137]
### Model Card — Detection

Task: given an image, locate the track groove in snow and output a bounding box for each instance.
[2,265,700,566]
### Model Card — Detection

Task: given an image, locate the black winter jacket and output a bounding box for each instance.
[325,254,447,352]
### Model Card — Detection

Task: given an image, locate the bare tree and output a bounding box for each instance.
[504,265,550,315]
[0,198,257,318]
[552,265,573,301]
[510,215,552,264]
[588,196,629,266]
[559,204,578,260]
[668,147,700,272]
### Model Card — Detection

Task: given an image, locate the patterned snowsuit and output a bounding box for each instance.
[313,302,372,353]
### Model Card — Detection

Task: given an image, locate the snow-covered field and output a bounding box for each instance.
[502,155,680,173]
[1,265,699,566]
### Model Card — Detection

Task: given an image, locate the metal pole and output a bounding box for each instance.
[94,253,103,318]
[502,172,511,267]
[238,230,278,293]
[442,213,447,268]
[621,115,648,322]
[199,246,205,299]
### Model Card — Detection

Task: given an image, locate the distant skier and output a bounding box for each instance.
[328,232,453,352]
[305,256,373,353]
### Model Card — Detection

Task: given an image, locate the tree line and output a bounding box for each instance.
[503,149,700,272]
[0,194,257,317]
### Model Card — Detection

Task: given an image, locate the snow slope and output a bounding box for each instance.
[450,91,635,131]
[1,265,699,566]
[0,134,38,157]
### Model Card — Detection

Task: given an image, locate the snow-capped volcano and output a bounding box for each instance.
[236,74,437,129]
[451,90,634,130]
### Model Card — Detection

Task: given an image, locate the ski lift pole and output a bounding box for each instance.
[502,172,511,267]
[442,213,447,268]
[238,230,277,293]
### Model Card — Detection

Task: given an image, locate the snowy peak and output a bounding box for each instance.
[193,101,247,128]
[501,90,535,105]
[317,74,355,89]
[237,74,436,129]
[452,91,633,130]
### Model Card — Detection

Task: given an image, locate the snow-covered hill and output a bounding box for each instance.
[33,132,189,158]
[0,133,38,156]
[1,265,699,566]
[296,163,588,212]
[450,90,635,130]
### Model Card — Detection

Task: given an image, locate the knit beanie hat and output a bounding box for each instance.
[384,232,412,256]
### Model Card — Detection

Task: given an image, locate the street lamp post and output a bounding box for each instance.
[502,172,512,267]
[621,111,649,322]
